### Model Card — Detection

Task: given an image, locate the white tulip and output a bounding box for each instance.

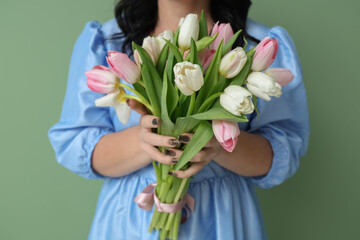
[142,36,161,64]
[178,13,199,51]
[220,85,254,116]
[174,61,204,96]
[246,72,282,101]
[157,30,174,50]
[219,47,247,78]
[95,88,131,124]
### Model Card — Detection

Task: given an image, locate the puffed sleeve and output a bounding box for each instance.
[48,21,114,179]
[247,26,310,189]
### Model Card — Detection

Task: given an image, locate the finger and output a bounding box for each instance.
[127,98,148,116]
[189,150,206,163]
[174,161,209,178]
[142,131,179,148]
[163,148,183,159]
[177,133,193,144]
[204,136,219,148]
[140,115,161,129]
[141,143,177,165]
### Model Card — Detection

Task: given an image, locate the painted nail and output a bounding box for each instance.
[168,171,177,177]
[172,159,178,163]
[178,135,190,143]
[169,139,179,146]
[152,118,159,126]
[164,149,176,156]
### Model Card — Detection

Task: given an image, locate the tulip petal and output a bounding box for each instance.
[106,51,140,84]
[265,68,294,86]
[114,102,131,124]
[95,92,118,107]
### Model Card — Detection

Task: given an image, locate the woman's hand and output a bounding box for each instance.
[127,99,223,178]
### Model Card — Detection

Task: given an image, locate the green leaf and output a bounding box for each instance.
[198,10,208,39]
[184,34,218,62]
[195,34,218,52]
[166,51,175,83]
[229,47,256,86]
[164,39,183,62]
[253,96,260,120]
[132,42,153,66]
[157,45,169,75]
[166,73,179,117]
[149,65,164,102]
[173,26,180,45]
[189,38,201,67]
[191,107,249,122]
[174,117,200,136]
[133,42,163,105]
[141,64,160,117]
[172,96,190,120]
[160,73,175,136]
[206,74,227,99]
[133,82,149,102]
[193,40,223,112]
[174,121,214,171]
[221,29,242,56]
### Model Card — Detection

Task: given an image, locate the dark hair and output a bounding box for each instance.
[109,0,259,55]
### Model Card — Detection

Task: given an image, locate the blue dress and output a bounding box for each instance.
[48,18,310,240]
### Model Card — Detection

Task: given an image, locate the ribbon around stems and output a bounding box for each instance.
[134,183,195,216]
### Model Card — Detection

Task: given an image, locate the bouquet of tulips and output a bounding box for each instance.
[85,11,294,240]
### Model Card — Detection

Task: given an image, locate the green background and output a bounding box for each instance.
[1,0,359,239]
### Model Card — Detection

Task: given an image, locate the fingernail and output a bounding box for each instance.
[178,135,190,143]
[172,159,178,163]
[126,99,130,107]
[169,139,179,146]
[164,149,176,156]
[152,118,159,126]
[168,171,177,177]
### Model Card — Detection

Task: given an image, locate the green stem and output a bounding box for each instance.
[137,79,145,88]
[186,93,196,116]
[164,178,189,231]
[118,82,149,105]
[123,94,154,113]
[198,92,223,113]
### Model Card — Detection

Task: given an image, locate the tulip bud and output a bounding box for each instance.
[219,47,247,78]
[212,120,240,152]
[246,72,282,101]
[265,68,294,86]
[157,30,174,50]
[85,65,119,94]
[220,85,254,116]
[142,36,161,64]
[251,37,278,71]
[210,22,234,50]
[173,61,204,96]
[133,50,142,68]
[95,88,131,124]
[178,13,199,51]
[198,48,216,72]
[106,51,140,84]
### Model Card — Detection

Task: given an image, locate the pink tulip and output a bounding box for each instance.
[252,37,279,71]
[106,51,140,84]
[212,120,241,152]
[265,68,294,86]
[199,49,216,72]
[210,22,234,50]
[85,65,119,93]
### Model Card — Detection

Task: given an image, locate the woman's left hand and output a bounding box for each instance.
[172,135,224,178]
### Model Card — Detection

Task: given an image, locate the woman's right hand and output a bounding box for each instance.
[127,99,190,165]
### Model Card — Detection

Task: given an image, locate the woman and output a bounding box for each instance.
[48,0,310,239]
